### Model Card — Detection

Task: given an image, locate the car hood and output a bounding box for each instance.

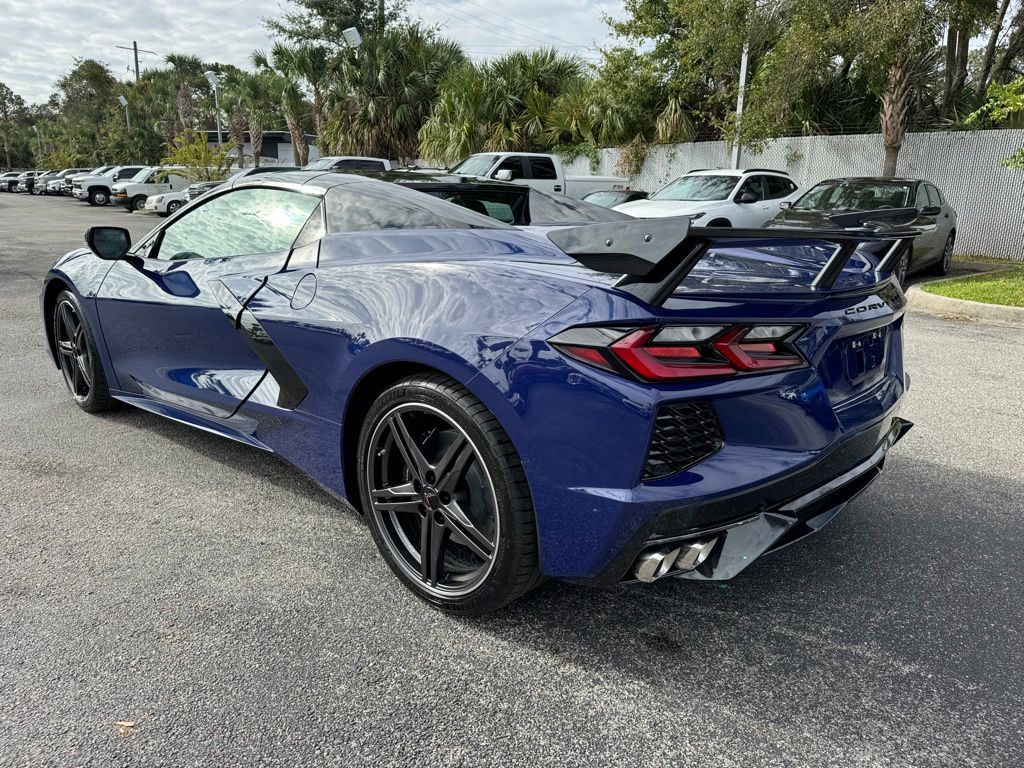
[613,199,721,218]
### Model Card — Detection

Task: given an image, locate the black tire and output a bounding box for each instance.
[166,200,182,214]
[928,233,954,276]
[131,195,146,211]
[88,188,109,206]
[357,373,540,614]
[51,290,115,413]
[707,218,731,227]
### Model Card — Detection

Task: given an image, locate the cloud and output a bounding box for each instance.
[0,0,620,104]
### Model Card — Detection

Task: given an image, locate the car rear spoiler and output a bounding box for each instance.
[546,217,918,306]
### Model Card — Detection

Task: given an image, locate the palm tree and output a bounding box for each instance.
[265,43,332,153]
[252,48,311,166]
[230,70,276,167]
[164,53,210,134]
[325,24,465,163]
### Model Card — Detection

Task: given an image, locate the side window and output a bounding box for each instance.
[153,188,321,261]
[914,184,929,209]
[736,175,766,201]
[494,156,525,180]
[325,181,515,231]
[529,157,558,180]
[763,176,794,199]
[926,184,943,207]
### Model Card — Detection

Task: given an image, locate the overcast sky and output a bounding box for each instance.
[0,0,620,104]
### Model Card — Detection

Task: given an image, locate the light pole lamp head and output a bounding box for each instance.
[117,95,128,107]
[342,27,362,49]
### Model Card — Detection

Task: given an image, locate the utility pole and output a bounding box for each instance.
[204,71,222,148]
[731,42,749,170]
[116,41,156,82]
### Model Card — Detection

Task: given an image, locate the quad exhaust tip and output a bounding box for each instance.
[632,538,717,583]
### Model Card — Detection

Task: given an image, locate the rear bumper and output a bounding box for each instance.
[580,414,912,586]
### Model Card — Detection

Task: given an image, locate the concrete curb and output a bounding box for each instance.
[907,279,1024,326]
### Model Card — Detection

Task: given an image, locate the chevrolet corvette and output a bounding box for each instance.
[42,171,913,613]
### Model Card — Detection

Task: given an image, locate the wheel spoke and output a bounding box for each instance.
[433,436,474,493]
[440,499,494,561]
[370,481,422,514]
[420,513,449,586]
[388,414,430,480]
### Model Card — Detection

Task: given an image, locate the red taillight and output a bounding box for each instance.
[549,324,805,382]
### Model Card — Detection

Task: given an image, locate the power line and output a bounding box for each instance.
[450,0,593,50]
[421,0,593,50]
[142,0,257,46]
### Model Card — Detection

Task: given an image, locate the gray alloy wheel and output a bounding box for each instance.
[166,199,182,214]
[929,233,954,276]
[131,195,146,211]
[365,402,500,597]
[358,374,541,614]
[52,291,114,413]
[89,189,108,206]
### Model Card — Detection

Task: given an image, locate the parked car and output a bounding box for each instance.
[186,165,301,202]
[46,168,92,195]
[366,172,631,226]
[13,171,42,193]
[72,165,148,206]
[615,169,800,227]
[22,170,51,193]
[1,171,22,191]
[112,167,189,212]
[142,188,190,216]
[449,152,628,200]
[32,170,59,194]
[63,166,113,196]
[767,177,958,279]
[582,189,648,208]
[42,170,912,613]
[303,156,392,172]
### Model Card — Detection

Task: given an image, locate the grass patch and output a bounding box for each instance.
[952,254,1023,266]
[922,268,1024,307]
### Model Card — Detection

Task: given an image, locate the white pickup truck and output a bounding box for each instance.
[448,152,627,200]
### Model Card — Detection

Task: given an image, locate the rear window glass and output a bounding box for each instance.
[325,180,514,232]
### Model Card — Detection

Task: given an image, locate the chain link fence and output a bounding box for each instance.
[563,129,1024,260]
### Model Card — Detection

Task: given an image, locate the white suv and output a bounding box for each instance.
[615,169,800,228]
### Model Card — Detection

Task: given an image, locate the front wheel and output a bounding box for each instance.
[357,374,540,614]
[166,200,182,215]
[131,195,147,211]
[52,291,115,413]
[88,189,109,206]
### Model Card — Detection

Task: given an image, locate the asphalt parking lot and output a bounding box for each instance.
[1,191,1022,767]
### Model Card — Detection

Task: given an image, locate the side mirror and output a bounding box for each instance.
[920,205,941,216]
[738,192,758,204]
[85,226,131,260]
[494,169,513,181]
[779,201,792,209]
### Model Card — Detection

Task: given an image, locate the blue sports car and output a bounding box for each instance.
[42,171,913,614]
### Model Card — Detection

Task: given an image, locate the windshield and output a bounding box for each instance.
[527,189,631,224]
[794,181,913,211]
[583,191,630,207]
[450,154,499,177]
[652,175,739,202]
[129,168,153,183]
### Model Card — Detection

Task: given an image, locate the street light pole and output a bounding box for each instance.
[731,42,749,170]
[204,71,222,148]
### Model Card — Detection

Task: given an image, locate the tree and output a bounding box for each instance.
[231,71,277,167]
[265,0,408,44]
[253,49,311,166]
[327,24,465,162]
[162,130,233,181]
[0,81,26,168]
[254,43,328,157]
[967,75,1024,166]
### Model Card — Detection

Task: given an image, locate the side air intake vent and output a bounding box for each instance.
[643,402,724,480]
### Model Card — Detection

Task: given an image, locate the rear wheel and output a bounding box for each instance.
[52,291,115,413]
[928,233,954,276]
[357,374,540,614]
[707,218,731,227]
